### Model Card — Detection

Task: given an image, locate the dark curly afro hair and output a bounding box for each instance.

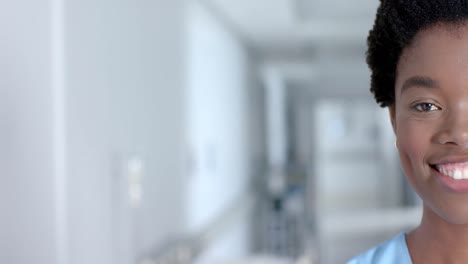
[367,0,468,107]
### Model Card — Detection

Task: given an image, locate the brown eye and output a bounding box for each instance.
[413,102,440,112]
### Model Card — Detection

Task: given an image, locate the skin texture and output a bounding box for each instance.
[391,23,468,263]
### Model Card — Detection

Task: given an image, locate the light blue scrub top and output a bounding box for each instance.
[346,233,412,264]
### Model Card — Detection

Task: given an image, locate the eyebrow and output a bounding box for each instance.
[400,76,440,95]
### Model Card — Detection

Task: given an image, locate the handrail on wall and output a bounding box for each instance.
[138,193,255,264]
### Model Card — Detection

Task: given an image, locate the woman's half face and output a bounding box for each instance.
[393,23,468,224]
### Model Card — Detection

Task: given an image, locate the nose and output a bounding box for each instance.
[434,110,468,148]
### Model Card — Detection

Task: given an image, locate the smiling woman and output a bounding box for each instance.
[347,1,468,264]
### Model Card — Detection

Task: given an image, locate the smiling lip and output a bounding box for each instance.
[431,158,468,192]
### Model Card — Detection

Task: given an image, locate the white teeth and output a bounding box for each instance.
[464,168,468,179]
[436,166,468,180]
[433,161,468,180]
[448,170,455,178]
[441,167,447,176]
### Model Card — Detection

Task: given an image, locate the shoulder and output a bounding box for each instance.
[345,233,412,264]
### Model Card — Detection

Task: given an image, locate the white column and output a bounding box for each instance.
[51,0,68,262]
[263,67,288,196]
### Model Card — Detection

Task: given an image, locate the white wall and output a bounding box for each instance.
[1,0,261,263]
[186,1,254,259]
[65,0,187,263]
[1,0,187,264]
[0,1,56,263]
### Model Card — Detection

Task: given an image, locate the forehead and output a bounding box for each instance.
[396,24,468,94]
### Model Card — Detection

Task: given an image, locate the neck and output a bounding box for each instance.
[408,205,468,263]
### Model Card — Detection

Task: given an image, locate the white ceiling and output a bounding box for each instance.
[203,0,379,96]
[204,0,379,51]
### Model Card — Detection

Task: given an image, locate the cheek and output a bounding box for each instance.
[396,119,432,178]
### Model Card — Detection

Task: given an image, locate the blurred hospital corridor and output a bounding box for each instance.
[2,0,422,264]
